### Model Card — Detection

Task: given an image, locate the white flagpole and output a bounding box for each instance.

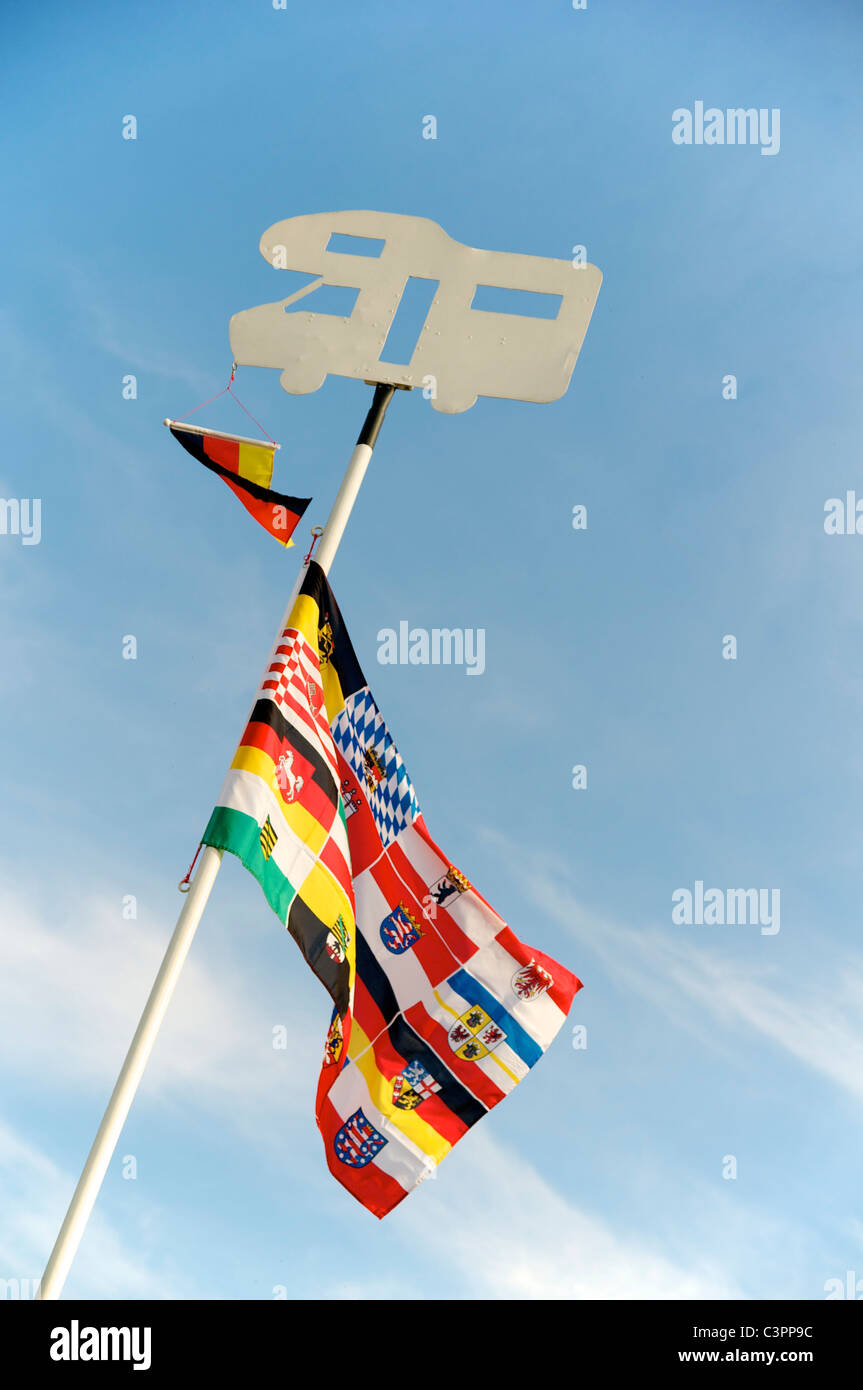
[38,383,397,1301]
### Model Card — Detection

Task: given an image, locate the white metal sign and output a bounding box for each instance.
[229,211,602,414]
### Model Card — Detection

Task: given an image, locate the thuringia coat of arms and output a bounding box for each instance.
[333,1108,387,1168]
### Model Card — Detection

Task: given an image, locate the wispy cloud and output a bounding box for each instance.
[402,1130,742,1299]
[488,833,863,1106]
[65,263,214,393]
[0,859,835,1301]
[0,1117,193,1299]
[0,874,318,1137]
[0,867,342,1298]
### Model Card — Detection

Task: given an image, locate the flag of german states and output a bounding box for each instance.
[201,564,358,1033]
[299,564,583,1219]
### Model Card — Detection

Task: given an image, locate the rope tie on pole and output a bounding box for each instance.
[303,526,324,566]
[178,842,202,893]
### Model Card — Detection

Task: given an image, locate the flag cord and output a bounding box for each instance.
[173,362,277,444]
[178,842,202,893]
[302,526,324,565]
[37,381,397,1302]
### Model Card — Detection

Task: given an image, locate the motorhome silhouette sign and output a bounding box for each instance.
[229,211,602,414]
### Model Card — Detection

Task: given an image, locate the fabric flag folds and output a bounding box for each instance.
[202,561,582,1216]
[169,423,310,547]
[201,566,358,1037]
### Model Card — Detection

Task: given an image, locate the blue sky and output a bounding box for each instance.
[2,0,863,1299]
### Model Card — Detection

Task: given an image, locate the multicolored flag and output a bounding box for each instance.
[200,565,358,1034]
[202,562,581,1215]
[168,422,310,547]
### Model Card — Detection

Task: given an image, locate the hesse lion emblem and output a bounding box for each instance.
[512,960,554,1002]
[334,1108,387,1168]
[380,903,423,954]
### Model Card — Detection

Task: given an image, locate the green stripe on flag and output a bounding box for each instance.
[202,805,298,923]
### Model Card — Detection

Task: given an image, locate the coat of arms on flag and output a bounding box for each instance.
[259,816,277,861]
[274,750,307,802]
[379,903,424,954]
[318,618,335,663]
[325,914,351,964]
[333,1109,387,1168]
[512,960,554,1001]
[392,1060,442,1110]
[448,1004,508,1061]
[428,867,470,909]
[340,775,363,819]
[323,1013,344,1068]
[362,746,385,791]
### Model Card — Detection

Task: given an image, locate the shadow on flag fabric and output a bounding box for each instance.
[202,562,582,1216]
[169,423,311,547]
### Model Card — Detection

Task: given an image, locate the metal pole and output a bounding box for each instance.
[315,384,394,576]
[38,382,397,1300]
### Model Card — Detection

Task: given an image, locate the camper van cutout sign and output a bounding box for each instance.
[229,211,602,414]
